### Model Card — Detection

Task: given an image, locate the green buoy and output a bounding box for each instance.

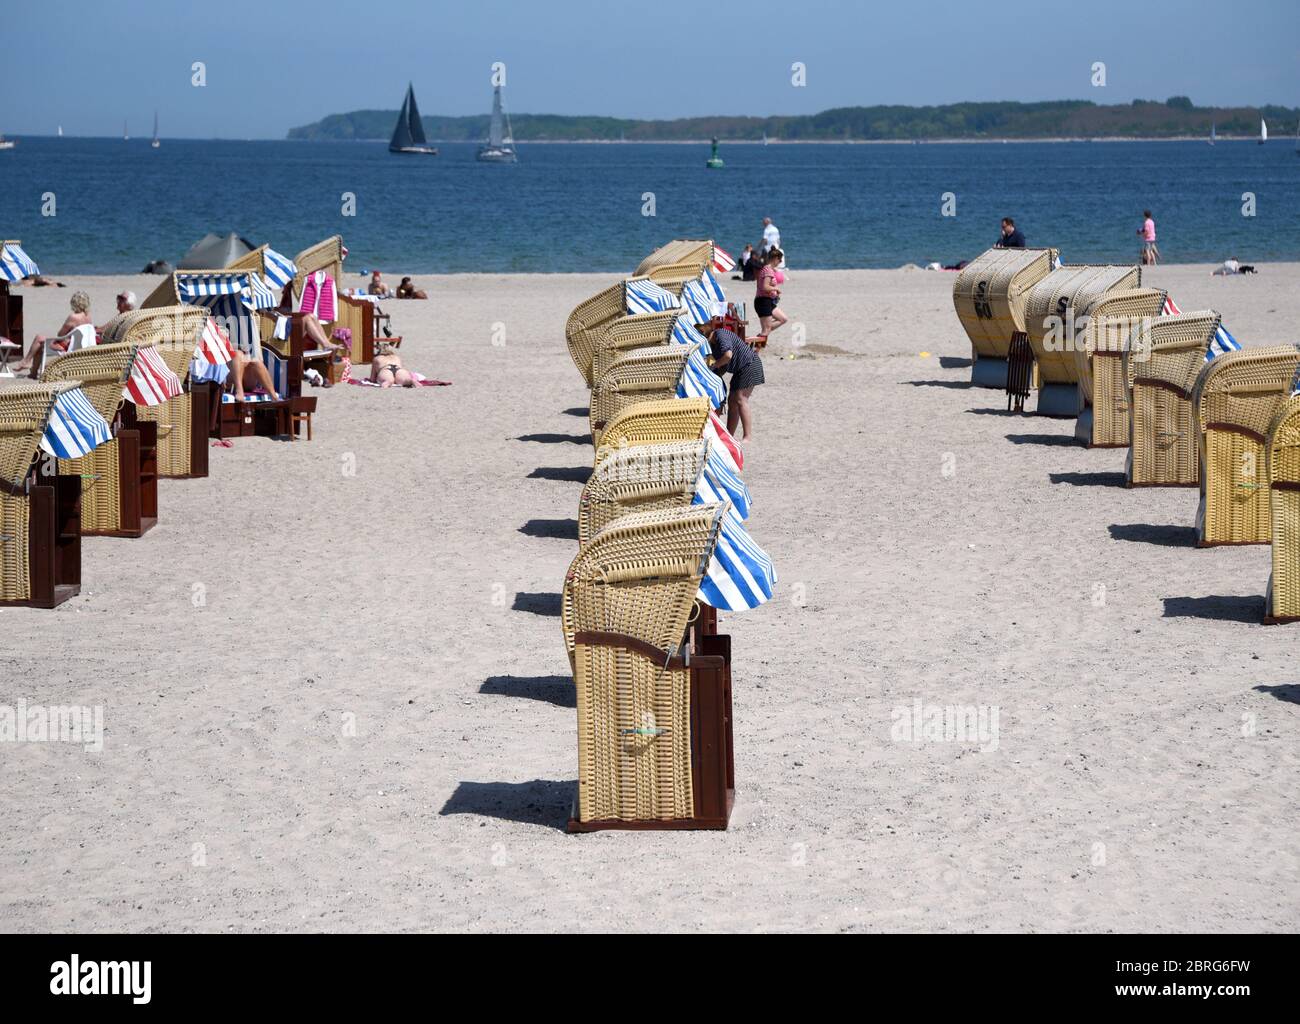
[705,136,724,169]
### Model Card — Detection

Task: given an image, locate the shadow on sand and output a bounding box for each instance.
[519,519,579,540]
[513,592,562,616]
[1161,594,1263,623]
[516,432,591,445]
[439,779,573,831]
[1049,471,1127,488]
[1108,523,1197,547]
[528,466,591,483]
[480,674,575,708]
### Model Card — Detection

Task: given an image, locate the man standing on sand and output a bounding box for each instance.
[995,217,1026,248]
[761,217,782,263]
[1137,210,1159,265]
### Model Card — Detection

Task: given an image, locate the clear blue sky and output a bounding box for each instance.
[6,0,1297,138]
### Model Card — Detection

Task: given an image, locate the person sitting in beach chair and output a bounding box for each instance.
[14,290,95,376]
[227,348,281,402]
[274,282,348,361]
[395,276,427,299]
[368,342,415,388]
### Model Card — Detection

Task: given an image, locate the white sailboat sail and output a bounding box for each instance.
[477,84,517,162]
[1260,118,1268,144]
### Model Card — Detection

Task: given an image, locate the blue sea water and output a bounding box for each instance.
[1,137,1297,274]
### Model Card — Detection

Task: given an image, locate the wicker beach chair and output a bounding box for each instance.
[0,381,90,608]
[1265,395,1300,623]
[634,240,715,278]
[1123,311,1221,488]
[577,440,710,546]
[593,397,712,468]
[1021,266,1143,416]
[566,276,695,387]
[1193,345,1300,546]
[952,247,1058,388]
[590,310,681,386]
[289,235,383,364]
[563,502,727,827]
[101,306,210,479]
[41,341,157,537]
[590,346,692,445]
[1074,315,1144,447]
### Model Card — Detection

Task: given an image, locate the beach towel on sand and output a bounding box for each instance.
[346,372,451,388]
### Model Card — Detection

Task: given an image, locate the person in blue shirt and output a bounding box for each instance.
[995,217,1026,248]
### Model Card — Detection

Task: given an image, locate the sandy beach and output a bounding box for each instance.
[2,262,1298,933]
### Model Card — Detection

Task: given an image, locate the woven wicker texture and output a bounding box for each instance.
[590,346,690,444]
[565,502,726,822]
[1193,345,1300,544]
[0,382,80,601]
[591,311,680,385]
[1124,311,1220,486]
[1076,315,1145,446]
[1266,396,1300,620]
[1024,266,1142,384]
[577,440,708,545]
[951,247,1058,359]
[633,240,713,278]
[42,342,141,534]
[565,282,627,387]
[646,262,708,293]
[292,235,345,293]
[593,397,710,468]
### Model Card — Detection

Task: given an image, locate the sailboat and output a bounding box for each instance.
[151,111,160,148]
[762,131,770,146]
[388,84,438,156]
[57,125,63,138]
[0,135,13,151]
[1208,122,1216,146]
[476,84,516,163]
[1259,118,1268,145]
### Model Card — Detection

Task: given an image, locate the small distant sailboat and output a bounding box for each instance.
[705,136,724,169]
[388,84,438,156]
[476,84,517,163]
[123,119,129,141]
[1208,122,1216,146]
[0,135,13,151]
[1259,118,1268,145]
[762,131,770,146]
[151,111,160,148]
[56,125,63,138]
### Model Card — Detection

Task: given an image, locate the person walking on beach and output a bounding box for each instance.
[699,321,764,442]
[1138,210,1159,265]
[995,217,1026,248]
[753,248,788,341]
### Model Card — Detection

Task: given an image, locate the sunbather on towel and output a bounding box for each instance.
[14,290,93,375]
[227,350,280,402]
[368,343,414,388]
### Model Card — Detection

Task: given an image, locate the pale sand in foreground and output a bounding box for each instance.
[2,264,1298,932]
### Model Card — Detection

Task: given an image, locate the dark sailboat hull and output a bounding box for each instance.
[390,146,439,155]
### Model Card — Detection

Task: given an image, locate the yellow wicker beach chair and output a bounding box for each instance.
[634,240,715,277]
[41,341,156,537]
[1073,314,1144,447]
[563,502,728,828]
[952,247,1058,387]
[1123,311,1221,488]
[100,306,210,479]
[1265,395,1300,623]
[566,276,694,387]
[593,397,712,468]
[0,381,88,608]
[590,346,691,445]
[1193,345,1300,546]
[577,440,709,546]
[288,235,380,364]
[590,310,681,386]
[1021,265,1143,415]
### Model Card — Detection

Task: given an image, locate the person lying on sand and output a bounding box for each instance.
[14,290,93,375]
[395,276,427,299]
[369,342,414,388]
[368,271,392,298]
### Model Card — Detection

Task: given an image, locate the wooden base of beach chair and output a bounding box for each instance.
[0,478,82,609]
[971,356,1010,390]
[62,427,158,538]
[0,282,23,350]
[1005,333,1034,412]
[1033,382,1081,419]
[121,388,210,480]
[567,643,735,833]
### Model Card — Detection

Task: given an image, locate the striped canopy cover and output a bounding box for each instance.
[711,246,736,274]
[625,279,680,315]
[173,272,277,357]
[693,443,752,520]
[191,317,236,385]
[262,247,298,291]
[698,504,776,611]
[1163,295,1242,360]
[40,387,113,459]
[124,346,184,406]
[704,410,743,473]
[678,341,725,408]
[0,242,39,282]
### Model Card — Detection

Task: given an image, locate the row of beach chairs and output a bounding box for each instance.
[559,239,775,831]
[953,245,1300,623]
[0,235,370,611]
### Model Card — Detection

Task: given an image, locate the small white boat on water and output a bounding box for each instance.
[476,84,517,163]
[1259,118,1268,145]
[151,111,160,148]
[0,135,14,150]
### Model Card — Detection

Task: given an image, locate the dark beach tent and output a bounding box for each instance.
[141,259,174,275]
[177,232,258,270]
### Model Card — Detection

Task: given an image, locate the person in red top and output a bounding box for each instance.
[753,248,788,341]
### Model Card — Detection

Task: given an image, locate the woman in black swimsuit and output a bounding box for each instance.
[699,322,764,442]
